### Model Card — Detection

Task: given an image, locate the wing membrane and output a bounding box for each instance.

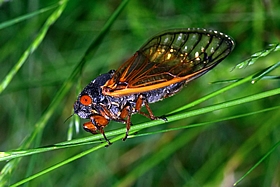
[103,28,235,96]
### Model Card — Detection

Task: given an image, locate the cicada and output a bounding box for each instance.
[74,28,235,144]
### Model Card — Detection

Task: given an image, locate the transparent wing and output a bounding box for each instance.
[103,28,235,96]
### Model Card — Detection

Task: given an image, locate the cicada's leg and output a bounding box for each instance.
[98,128,112,146]
[83,115,112,145]
[136,95,167,121]
[83,121,98,134]
[120,105,133,141]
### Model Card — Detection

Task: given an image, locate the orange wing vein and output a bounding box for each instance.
[103,28,235,96]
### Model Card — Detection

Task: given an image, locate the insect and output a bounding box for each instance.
[74,28,235,145]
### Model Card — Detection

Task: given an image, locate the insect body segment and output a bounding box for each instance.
[74,28,235,144]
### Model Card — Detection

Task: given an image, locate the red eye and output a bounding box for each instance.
[80,95,92,105]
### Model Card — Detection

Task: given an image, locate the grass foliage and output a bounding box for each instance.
[0,0,280,186]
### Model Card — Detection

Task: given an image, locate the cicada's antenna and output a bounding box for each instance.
[64,113,74,124]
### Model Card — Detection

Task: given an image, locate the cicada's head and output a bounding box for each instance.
[73,72,114,119]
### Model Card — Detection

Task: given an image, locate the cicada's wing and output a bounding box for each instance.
[103,28,235,96]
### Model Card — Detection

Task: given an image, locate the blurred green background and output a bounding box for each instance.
[0,0,280,186]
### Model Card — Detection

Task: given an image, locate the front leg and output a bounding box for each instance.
[83,115,112,145]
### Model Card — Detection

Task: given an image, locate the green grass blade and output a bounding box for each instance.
[0,1,67,94]
[10,135,123,187]
[234,43,280,69]
[1,1,279,185]
[251,61,280,83]
[234,140,280,186]
[1,81,279,162]
[0,1,69,185]
[171,44,280,114]
[114,128,203,187]
[0,0,129,186]
[0,3,58,30]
